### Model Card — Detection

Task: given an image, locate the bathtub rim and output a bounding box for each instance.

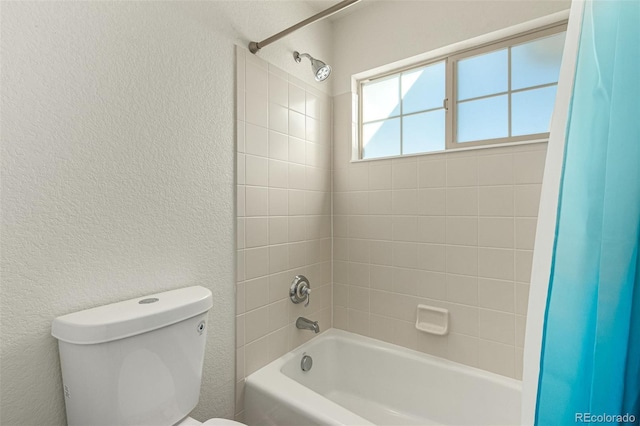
[244,328,522,425]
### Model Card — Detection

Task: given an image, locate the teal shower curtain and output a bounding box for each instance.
[536,0,640,424]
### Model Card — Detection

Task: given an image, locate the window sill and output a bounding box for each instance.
[352,138,549,163]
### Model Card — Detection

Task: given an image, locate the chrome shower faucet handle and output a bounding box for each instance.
[290,275,311,307]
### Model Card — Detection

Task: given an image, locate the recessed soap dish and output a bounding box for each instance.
[415,304,449,335]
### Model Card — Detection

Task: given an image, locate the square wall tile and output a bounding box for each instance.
[348,309,371,336]
[269,74,288,107]
[417,332,448,358]
[245,186,268,217]
[369,191,393,215]
[515,184,542,217]
[268,160,288,189]
[478,217,514,248]
[288,136,306,165]
[370,265,394,291]
[479,186,514,217]
[478,248,514,281]
[478,339,515,378]
[289,83,305,114]
[516,282,530,315]
[289,110,305,139]
[446,245,478,276]
[393,190,418,215]
[515,250,533,283]
[446,217,478,246]
[269,131,288,161]
[269,103,288,134]
[348,165,369,191]
[478,309,515,345]
[370,242,393,266]
[288,164,306,190]
[446,303,479,337]
[418,217,446,244]
[349,239,370,263]
[447,157,478,187]
[245,155,268,186]
[245,306,270,344]
[417,271,446,300]
[244,247,269,280]
[419,189,446,216]
[370,163,392,190]
[244,276,269,312]
[246,92,268,128]
[514,150,546,184]
[478,154,513,186]
[393,242,419,269]
[246,62,268,99]
[447,333,479,367]
[268,189,288,216]
[515,218,537,250]
[306,116,318,142]
[392,159,417,189]
[446,274,478,305]
[446,187,478,216]
[418,244,446,273]
[269,217,288,245]
[245,123,269,157]
[478,278,515,313]
[418,159,446,188]
[393,216,419,242]
[392,268,420,295]
[245,217,268,248]
[348,286,371,312]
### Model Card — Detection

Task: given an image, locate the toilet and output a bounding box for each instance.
[51,286,245,426]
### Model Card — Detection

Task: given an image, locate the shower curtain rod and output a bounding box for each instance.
[248,0,361,54]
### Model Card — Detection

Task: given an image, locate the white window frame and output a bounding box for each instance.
[356,20,568,160]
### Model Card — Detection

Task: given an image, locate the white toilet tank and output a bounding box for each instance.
[51,286,213,426]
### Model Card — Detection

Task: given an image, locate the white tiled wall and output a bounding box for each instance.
[331,92,546,379]
[236,47,332,419]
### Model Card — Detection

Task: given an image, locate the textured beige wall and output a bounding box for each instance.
[0,2,332,425]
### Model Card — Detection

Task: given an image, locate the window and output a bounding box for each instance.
[358,24,566,160]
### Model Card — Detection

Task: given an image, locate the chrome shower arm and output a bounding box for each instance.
[294,52,312,63]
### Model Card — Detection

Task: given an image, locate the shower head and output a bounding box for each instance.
[294,51,331,82]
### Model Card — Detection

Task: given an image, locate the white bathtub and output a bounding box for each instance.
[244,329,521,426]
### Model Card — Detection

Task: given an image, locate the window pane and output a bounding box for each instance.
[457,49,508,101]
[512,86,557,136]
[402,62,445,114]
[403,110,445,154]
[512,32,565,90]
[457,95,508,142]
[362,76,400,122]
[362,118,401,159]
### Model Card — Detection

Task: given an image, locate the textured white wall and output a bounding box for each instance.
[330,0,571,95]
[0,2,331,425]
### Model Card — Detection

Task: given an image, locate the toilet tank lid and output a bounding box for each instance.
[51,286,213,345]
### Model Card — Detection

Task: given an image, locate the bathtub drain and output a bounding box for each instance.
[301,354,313,372]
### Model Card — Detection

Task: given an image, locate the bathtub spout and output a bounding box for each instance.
[296,317,320,333]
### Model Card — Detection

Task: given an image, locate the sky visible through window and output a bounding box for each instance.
[361,30,566,160]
